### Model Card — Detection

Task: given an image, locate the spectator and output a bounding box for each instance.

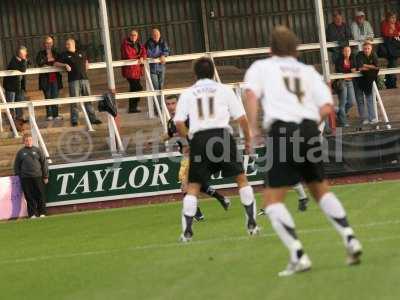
[3,46,28,125]
[36,36,63,121]
[381,12,400,89]
[121,30,147,113]
[334,45,357,127]
[145,28,170,92]
[355,41,379,125]
[14,133,48,218]
[55,38,102,127]
[326,11,353,63]
[351,11,374,50]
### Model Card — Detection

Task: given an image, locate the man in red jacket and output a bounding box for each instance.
[121,30,147,113]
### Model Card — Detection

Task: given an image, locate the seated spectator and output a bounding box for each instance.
[351,11,374,50]
[55,38,102,127]
[380,12,400,89]
[3,46,28,126]
[121,30,147,113]
[326,11,353,63]
[355,41,379,125]
[146,28,170,91]
[334,45,357,127]
[36,36,63,121]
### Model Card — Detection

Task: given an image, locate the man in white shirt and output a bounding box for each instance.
[174,57,260,242]
[245,26,362,276]
[351,11,374,50]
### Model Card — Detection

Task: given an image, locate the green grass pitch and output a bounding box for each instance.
[0,180,399,300]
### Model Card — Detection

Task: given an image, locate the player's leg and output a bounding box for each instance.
[263,186,312,276]
[235,174,260,235]
[180,183,201,242]
[200,183,231,211]
[292,183,309,212]
[307,180,363,265]
[179,156,205,222]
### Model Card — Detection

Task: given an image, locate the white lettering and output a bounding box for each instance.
[129,166,149,188]
[110,168,127,190]
[93,169,111,192]
[150,164,169,186]
[57,173,75,196]
[71,172,90,194]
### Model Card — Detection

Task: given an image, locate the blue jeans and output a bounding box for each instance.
[43,82,59,118]
[354,83,376,122]
[150,71,165,91]
[68,80,97,123]
[337,80,355,126]
[5,90,24,120]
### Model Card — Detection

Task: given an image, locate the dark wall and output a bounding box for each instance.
[0,0,398,68]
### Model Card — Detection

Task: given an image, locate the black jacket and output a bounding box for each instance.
[14,146,49,179]
[36,49,63,91]
[3,56,28,92]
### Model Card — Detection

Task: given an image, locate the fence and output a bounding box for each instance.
[0,0,399,163]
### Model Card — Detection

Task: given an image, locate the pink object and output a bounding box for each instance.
[0,176,28,220]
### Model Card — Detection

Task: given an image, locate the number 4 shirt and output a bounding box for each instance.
[244,56,333,130]
[174,78,245,136]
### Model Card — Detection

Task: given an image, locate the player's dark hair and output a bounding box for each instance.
[271,26,298,58]
[194,57,215,79]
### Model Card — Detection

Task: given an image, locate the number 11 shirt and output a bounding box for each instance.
[174,78,245,137]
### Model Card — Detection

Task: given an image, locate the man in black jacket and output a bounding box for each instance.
[36,36,63,121]
[326,11,353,63]
[14,133,49,218]
[3,46,28,123]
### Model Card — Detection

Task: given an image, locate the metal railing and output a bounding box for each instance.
[0,0,397,161]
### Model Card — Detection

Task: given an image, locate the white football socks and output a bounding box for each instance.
[292,183,307,199]
[266,203,303,262]
[319,192,354,244]
[182,194,197,233]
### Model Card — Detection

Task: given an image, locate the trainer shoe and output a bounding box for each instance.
[179,232,193,243]
[298,198,309,212]
[194,210,205,222]
[346,238,363,266]
[278,254,312,277]
[247,220,261,236]
[222,197,231,211]
[258,208,266,216]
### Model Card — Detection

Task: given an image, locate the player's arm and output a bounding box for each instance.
[310,68,334,124]
[319,103,334,122]
[174,94,189,139]
[175,121,189,138]
[244,90,260,138]
[236,115,252,155]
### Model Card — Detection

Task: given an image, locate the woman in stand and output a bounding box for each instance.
[334,45,357,127]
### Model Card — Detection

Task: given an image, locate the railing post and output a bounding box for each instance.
[314,0,331,83]
[144,61,155,119]
[28,102,52,163]
[0,85,19,137]
[99,0,125,154]
[80,101,95,132]
[208,53,221,83]
[373,82,391,129]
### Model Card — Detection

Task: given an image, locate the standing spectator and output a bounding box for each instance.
[55,38,102,127]
[326,11,353,63]
[14,133,48,218]
[121,30,147,113]
[334,46,357,127]
[36,36,63,121]
[3,46,28,126]
[381,12,400,89]
[145,28,170,92]
[355,41,379,125]
[351,11,374,50]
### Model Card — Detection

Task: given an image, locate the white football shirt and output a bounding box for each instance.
[244,56,333,129]
[174,79,245,135]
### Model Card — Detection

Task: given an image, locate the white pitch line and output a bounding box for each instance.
[0,219,399,265]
